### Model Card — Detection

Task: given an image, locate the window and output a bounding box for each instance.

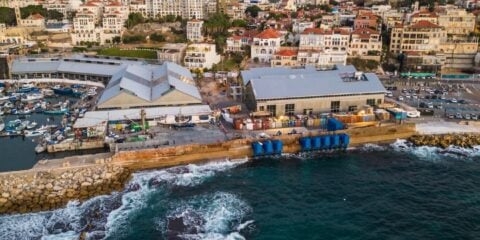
[303,108,313,115]
[377,99,382,104]
[330,101,340,113]
[267,105,277,116]
[348,106,357,112]
[285,104,295,115]
[258,106,265,111]
[366,99,376,106]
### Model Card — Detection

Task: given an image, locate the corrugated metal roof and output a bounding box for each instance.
[11,60,61,73]
[247,65,386,100]
[74,105,213,127]
[241,66,317,85]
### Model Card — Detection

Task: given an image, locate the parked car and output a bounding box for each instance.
[451,98,458,103]
[465,113,471,120]
[455,112,463,119]
[398,96,404,101]
[448,114,455,119]
[472,114,478,120]
[427,102,434,109]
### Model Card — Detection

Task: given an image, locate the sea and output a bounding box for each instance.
[1,140,480,240]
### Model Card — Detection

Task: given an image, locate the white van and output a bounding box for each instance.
[407,110,421,118]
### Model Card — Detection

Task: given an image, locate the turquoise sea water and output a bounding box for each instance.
[1,141,480,239]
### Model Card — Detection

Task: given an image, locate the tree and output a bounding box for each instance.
[0,7,16,26]
[165,14,176,22]
[126,13,144,29]
[47,10,63,21]
[20,5,46,19]
[150,33,165,42]
[203,13,230,36]
[122,34,146,44]
[245,5,261,18]
[231,19,247,28]
[112,36,121,44]
[291,12,298,18]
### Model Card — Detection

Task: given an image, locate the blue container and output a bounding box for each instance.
[252,142,264,156]
[263,140,274,155]
[272,140,283,154]
[327,118,344,131]
[299,137,312,151]
[340,134,350,148]
[321,135,331,149]
[331,135,340,148]
[312,136,321,150]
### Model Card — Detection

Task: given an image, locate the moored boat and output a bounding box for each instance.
[44,108,68,115]
[25,129,46,137]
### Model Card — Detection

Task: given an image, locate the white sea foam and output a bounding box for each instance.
[161,192,253,240]
[360,143,387,152]
[390,139,480,161]
[105,158,249,238]
[0,158,249,240]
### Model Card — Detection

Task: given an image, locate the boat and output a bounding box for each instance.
[21,93,44,102]
[44,108,68,115]
[53,86,73,95]
[26,121,38,130]
[0,118,4,132]
[42,89,55,97]
[35,143,47,153]
[12,108,32,115]
[0,95,10,103]
[25,129,46,137]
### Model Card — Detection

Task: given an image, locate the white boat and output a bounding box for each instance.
[21,93,44,102]
[0,118,4,132]
[26,121,38,130]
[35,143,47,153]
[42,89,55,97]
[0,96,10,103]
[25,129,47,137]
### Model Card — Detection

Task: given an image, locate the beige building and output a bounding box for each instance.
[19,13,46,28]
[349,29,382,56]
[184,43,221,70]
[437,8,476,35]
[242,65,386,116]
[186,20,204,43]
[157,43,187,64]
[389,21,446,54]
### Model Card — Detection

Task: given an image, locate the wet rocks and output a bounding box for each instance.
[0,164,131,215]
[409,134,480,148]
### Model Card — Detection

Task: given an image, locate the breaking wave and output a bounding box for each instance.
[390,139,480,161]
[0,158,249,240]
[156,192,254,240]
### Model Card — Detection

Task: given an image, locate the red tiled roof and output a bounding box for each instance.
[409,20,441,28]
[275,49,298,57]
[255,28,281,39]
[29,13,45,20]
[352,28,379,35]
[107,1,122,6]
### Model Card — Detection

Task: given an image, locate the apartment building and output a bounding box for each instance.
[186,20,204,43]
[131,0,209,19]
[226,30,258,53]
[389,21,446,54]
[410,11,438,24]
[44,0,69,17]
[299,28,350,52]
[184,43,221,70]
[271,48,347,69]
[19,14,46,28]
[349,29,382,56]
[157,43,187,64]
[354,12,380,30]
[71,12,100,44]
[251,28,282,63]
[437,8,476,35]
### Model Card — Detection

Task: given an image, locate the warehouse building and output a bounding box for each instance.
[11,54,205,110]
[97,61,202,109]
[241,65,386,116]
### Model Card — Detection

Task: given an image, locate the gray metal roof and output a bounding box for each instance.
[11,60,61,73]
[247,65,386,100]
[97,61,201,104]
[241,65,318,85]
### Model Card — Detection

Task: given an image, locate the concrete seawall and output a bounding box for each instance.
[0,124,416,214]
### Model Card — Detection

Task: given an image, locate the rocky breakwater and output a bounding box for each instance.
[409,134,480,148]
[0,164,131,215]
